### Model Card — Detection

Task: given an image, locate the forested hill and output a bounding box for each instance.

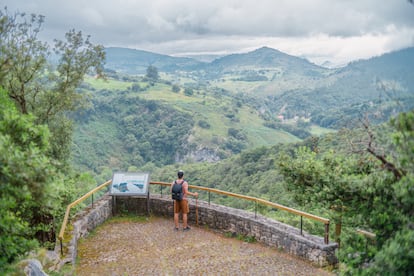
[206,46,324,73]
[72,46,414,172]
[104,46,324,74]
[104,46,414,128]
[104,47,205,74]
[105,45,414,76]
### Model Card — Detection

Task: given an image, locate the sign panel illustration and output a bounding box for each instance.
[110,172,150,196]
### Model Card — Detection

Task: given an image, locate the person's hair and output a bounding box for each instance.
[177,170,184,178]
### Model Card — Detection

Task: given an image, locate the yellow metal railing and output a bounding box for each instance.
[150,181,331,244]
[356,229,376,239]
[58,180,331,255]
[58,179,112,254]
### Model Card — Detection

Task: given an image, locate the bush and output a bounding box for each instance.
[198,120,211,129]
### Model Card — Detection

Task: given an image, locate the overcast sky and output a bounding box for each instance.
[2,0,414,67]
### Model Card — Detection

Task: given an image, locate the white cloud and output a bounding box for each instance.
[2,0,414,66]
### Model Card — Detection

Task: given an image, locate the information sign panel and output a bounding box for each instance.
[110,172,150,196]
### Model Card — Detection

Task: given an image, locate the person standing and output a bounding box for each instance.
[171,170,198,231]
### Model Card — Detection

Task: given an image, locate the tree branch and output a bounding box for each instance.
[361,116,403,180]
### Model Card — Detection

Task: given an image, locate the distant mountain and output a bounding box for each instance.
[329,46,414,102]
[266,47,414,127]
[174,53,224,63]
[104,47,206,74]
[104,46,326,76]
[208,47,323,73]
[340,47,414,87]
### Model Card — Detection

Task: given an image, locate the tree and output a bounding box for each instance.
[172,83,180,93]
[145,65,159,82]
[130,82,141,92]
[184,87,193,96]
[278,110,414,274]
[0,8,105,164]
[0,88,54,272]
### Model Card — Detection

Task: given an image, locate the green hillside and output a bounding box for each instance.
[73,46,414,172]
[73,75,303,172]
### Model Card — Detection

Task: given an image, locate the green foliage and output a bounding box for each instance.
[0,88,53,271]
[150,110,413,274]
[171,84,180,93]
[130,83,142,92]
[235,71,268,82]
[145,65,159,82]
[72,70,306,172]
[197,120,211,129]
[366,226,414,275]
[278,147,372,216]
[0,8,105,165]
[72,77,300,172]
[133,109,414,275]
[72,93,195,171]
[152,144,293,208]
[264,121,312,139]
[184,87,193,96]
[391,111,414,173]
[278,110,414,274]
[236,234,257,243]
[0,8,105,271]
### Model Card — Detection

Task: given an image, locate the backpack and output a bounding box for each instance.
[171,180,184,201]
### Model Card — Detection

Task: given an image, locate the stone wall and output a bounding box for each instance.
[62,193,337,268]
[58,195,113,267]
[147,195,338,267]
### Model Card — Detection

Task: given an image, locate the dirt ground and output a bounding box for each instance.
[76,217,334,275]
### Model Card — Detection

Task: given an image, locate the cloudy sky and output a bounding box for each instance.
[2,0,414,67]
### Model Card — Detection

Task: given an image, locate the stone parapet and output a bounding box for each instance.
[147,195,338,267]
[58,195,113,267]
[62,193,337,268]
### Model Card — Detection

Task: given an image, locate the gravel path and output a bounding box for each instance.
[76,217,334,275]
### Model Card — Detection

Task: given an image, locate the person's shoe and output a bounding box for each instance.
[183,226,191,231]
[174,227,179,231]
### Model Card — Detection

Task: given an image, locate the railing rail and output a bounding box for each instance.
[58,180,112,254]
[58,180,331,255]
[150,181,330,244]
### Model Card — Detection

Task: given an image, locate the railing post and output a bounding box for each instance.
[254,201,257,218]
[208,191,211,205]
[60,239,63,255]
[300,216,303,235]
[92,193,94,208]
[324,222,330,244]
[160,185,162,197]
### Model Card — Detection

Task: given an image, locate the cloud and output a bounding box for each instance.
[2,0,414,66]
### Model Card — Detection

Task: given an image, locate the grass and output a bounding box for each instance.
[223,232,257,243]
[237,107,300,146]
[104,214,149,224]
[139,84,203,104]
[84,75,132,90]
[212,79,265,94]
[310,125,336,136]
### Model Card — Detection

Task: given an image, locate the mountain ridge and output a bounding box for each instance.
[104,45,328,74]
[104,45,414,74]
[74,45,414,171]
